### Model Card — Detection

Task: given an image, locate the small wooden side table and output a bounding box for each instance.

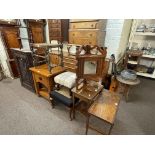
[72,84,103,119]
[29,64,65,100]
[86,89,121,135]
[116,75,140,101]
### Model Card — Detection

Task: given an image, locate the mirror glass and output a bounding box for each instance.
[84,61,97,74]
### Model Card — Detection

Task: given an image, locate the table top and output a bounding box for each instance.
[116,75,140,85]
[29,64,65,77]
[88,89,121,124]
[72,84,103,101]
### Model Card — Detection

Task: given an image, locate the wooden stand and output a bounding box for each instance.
[29,64,65,100]
[86,89,121,135]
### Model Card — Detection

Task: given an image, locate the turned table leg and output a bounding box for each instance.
[85,114,90,135]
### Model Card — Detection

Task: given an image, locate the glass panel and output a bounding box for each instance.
[84,61,97,74]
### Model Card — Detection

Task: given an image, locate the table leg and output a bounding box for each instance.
[108,123,114,135]
[72,93,75,119]
[124,85,130,102]
[85,114,90,135]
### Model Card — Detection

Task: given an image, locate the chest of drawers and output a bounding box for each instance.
[69,19,107,46]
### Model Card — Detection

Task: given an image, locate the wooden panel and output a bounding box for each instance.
[88,89,121,124]
[70,21,98,29]
[49,53,61,65]
[31,27,44,43]
[69,30,97,38]
[70,19,99,22]
[9,60,19,77]
[48,19,69,42]
[2,28,21,59]
[69,37,97,45]
[49,28,61,37]
[13,49,35,92]
[35,73,49,87]
[1,27,22,77]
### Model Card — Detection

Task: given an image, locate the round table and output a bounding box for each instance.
[116,75,140,101]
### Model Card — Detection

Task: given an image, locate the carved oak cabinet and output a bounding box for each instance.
[12,48,35,92]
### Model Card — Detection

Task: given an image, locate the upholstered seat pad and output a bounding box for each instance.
[54,71,76,89]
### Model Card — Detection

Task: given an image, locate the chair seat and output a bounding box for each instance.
[54,71,76,89]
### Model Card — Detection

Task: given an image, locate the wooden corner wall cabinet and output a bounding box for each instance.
[12,48,35,92]
[29,64,65,100]
[69,19,107,46]
[0,23,22,78]
[48,19,69,42]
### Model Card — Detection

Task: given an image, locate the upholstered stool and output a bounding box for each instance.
[50,87,78,120]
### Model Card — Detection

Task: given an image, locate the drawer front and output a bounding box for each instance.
[63,57,77,64]
[69,30,97,38]
[69,37,97,45]
[35,73,48,87]
[70,21,98,29]
[63,62,77,69]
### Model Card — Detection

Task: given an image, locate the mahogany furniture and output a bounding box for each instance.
[12,48,35,92]
[69,19,107,46]
[116,75,140,101]
[0,20,22,78]
[86,89,121,135]
[29,64,65,100]
[72,84,103,119]
[76,45,107,90]
[48,19,69,42]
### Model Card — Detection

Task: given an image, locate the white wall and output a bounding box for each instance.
[105,19,132,62]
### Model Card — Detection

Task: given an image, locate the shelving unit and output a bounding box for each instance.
[135,32,155,36]
[128,19,155,79]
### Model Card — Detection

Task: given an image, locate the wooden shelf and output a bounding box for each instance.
[127,60,138,65]
[135,32,155,36]
[142,54,155,59]
[137,70,155,79]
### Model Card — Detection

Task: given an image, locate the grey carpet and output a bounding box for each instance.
[0,77,155,135]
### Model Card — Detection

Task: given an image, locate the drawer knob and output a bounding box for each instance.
[91,24,94,27]
[39,77,42,80]
[73,33,75,36]
[90,34,92,37]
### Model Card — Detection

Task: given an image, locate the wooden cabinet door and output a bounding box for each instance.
[14,51,35,92]
[2,28,21,59]
[2,27,21,77]
[31,26,44,43]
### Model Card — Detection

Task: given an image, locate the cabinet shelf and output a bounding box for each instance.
[137,70,155,79]
[127,60,138,65]
[142,54,155,59]
[135,32,155,36]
